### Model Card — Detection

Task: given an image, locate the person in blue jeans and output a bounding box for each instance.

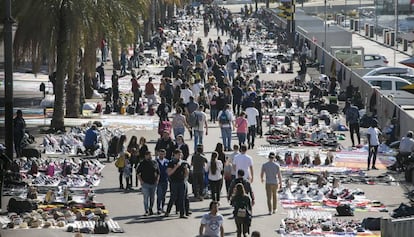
[156,149,169,214]
[192,105,209,151]
[218,104,235,151]
[165,149,190,218]
[137,151,160,216]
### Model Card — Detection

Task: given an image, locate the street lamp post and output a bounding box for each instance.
[324,0,327,49]
[344,0,347,27]
[394,0,398,66]
[375,0,378,41]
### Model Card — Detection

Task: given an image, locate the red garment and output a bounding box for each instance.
[145,82,155,95]
[131,78,139,92]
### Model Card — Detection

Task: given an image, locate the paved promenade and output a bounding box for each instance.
[0,2,411,237]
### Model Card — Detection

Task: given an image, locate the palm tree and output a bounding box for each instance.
[11,0,149,129]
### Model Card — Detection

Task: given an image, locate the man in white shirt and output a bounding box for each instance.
[180,83,193,105]
[222,42,231,63]
[397,131,414,170]
[192,79,204,101]
[193,105,208,151]
[199,201,224,237]
[245,103,259,149]
[366,119,382,170]
[233,144,254,183]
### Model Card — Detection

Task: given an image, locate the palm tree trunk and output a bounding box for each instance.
[65,48,81,118]
[143,19,151,42]
[51,0,70,130]
[159,1,166,26]
[83,40,96,99]
[166,4,174,21]
[111,41,120,70]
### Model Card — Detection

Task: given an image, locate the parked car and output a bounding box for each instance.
[364,67,414,83]
[363,54,389,68]
[363,75,414,106]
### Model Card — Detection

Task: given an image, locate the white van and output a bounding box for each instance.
[362,75,414,106]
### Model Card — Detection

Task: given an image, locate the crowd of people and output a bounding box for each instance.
[101,5,282,234]
[10,2,414,237]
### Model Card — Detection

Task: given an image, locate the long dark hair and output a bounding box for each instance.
[127,136,138,149]
[210,151,218,175]
[214,143,225,164]
[234,183,246,198]
[118,134,127,152]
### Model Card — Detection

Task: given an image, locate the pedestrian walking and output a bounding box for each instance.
[245,103,259,149]
[233,144,254,183]
[156,149,169,214]
[191,145,208,201]
[199,201,224,237]
[208,152,223,202]
[231,183,252,237]
[165,149,190,218]
[260,152,282,215]
[346,102,361,147]
[172,107,189,139]
[235,112,248,147]
[366,119,381,170]
[192,105,209,151]
[217,104,234,151]
[127,136,140,187]
[137,151,160,216]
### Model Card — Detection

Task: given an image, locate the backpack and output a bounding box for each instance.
[189,111,199,127]
[219,110,230,124]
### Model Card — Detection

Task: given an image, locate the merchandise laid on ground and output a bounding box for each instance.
[3,2,414,236]
[1,127,124,234]
[279,210,380,237]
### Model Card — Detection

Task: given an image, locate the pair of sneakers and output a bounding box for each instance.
[144,209,154,216]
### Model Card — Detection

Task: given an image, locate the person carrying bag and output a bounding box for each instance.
[231,183,252,237]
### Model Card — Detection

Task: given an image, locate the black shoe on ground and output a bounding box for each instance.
[179,215,188,219]
[186,211,192,216]
[149,209,154,215]
[372,166,378,170]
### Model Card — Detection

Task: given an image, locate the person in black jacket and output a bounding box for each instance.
[156,97,172,121]
[155,130,175,159]
[13,110,26,158]
[232,81,243,116]
[227,169,255,205]
[137,151,160,215]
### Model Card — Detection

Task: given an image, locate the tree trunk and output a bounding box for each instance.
[159,1,166,26]
[266,0,270,8]
[83,40,96,99]
[111,41,120,70]
[51,0,69,130]
[65,45,81,118]
[143,19,151,43]
[167,4,174,20]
